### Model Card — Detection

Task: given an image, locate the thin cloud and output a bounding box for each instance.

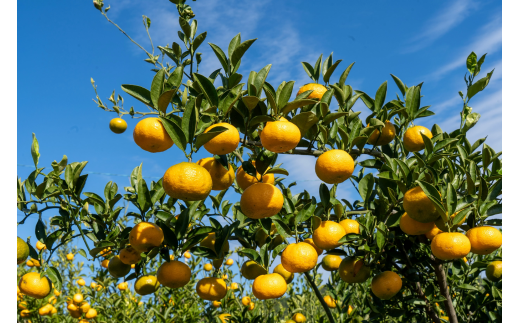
[403,0,475,53]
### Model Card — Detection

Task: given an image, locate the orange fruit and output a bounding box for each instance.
[260,120,301,153]
[367,121,396,146]
[281,242,318,273]
[371,271,402,300]
[203,123,240,155]
[66,253,74,261]
[252,273,287,300]
[133,117,174,153]
[425,224,443,240]
[157,260,191,288]
[196,277,227,301]
[163,162,212,201]
[399,212,435,235]
[73,293,84,304]
[322,255,342,271]
[486,261,502,282]
[292,313,307,322]
[199,232,230,259]
[36,241,46,251]
[296,83,328,100]
[108,255,131,278]
[203,263,213,271]
[273,264,294,284]
[303,238,323,256]
[403,186,441,223]
[196,157,235,191]
[120,245,142,265]
[225,258,234,266]
[248,302,255,311]
[235,161,275,190]
[184,251,192,259]
[85,308,98,319]
[466,226,502,255]
[109,118,127,134]
[18,272,52,299]
[117,282,128,290]
[17,237,29,265]
[240,183,284,219]
[315,150,355,184]
[241,260,267,280]
[90,282,97,289]
[312,221,346,250]
[339,219,360,235]
[79,302,91,313]
[212,300,221,307]
[242,296,252,306]
[338,258,371,283]
[347,305,354,315]
[101,259,109,269]
[323,295,337,308]
[219,313,232,323]
[431,232,471,260]
[403,126,432,152]
[77,278,86,286]
[129,222,164,253]
[135,275,160,295]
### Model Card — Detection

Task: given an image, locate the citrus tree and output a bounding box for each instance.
[17,0,502,322]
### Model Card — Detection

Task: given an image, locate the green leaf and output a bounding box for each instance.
[166,65,184,90]
[462,112,481,133]
[390,74,406,97]
[46,267,62,291]
[265,168,289,176]
[150,69,165,109]
[242,96,260,111]
[339,62,355,86]
[278,81,295,112]
[323,112,348,125]
[159,116,187,153]
[421,132,433,155]
[230,39,257,68]
[290,112,319,135]
[137,179,152,212]
[31,133,40,168]
[158,89,175,114]
[193,73,219,108]
[486,178,502,202]
[263,83,277,114]
[466,52,477,75]
[417,181,446,215]
[208,43,229,75]
[374,81,387,112]
[301,62,315,81]
[253,64,272,97]
[281,99,317,115]
[194,126,228,150]
[446,183,457,217]
[192,31,207,51]
[467,69,494,100]
[182,99,197,143]
[249,115,275,127]
[35,219,47,242]
[319,183,330,210]
[458,284,478,291]
[121,85,153,107]
[475,53,487,77]
[313,54,322,81]
[359,173,375,202]
[405,86,421,118]
[228,33,241,59]
[323,59,342,84]
[178,17,192,40]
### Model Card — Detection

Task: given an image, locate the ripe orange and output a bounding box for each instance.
[242,296,252,306]
[157,260,192,288]
[73,293,84,304]
[367,121,396,146]
[108,255,131,278]
[296,83,328,100]
[322,255,342,271]
[199,232,230,259]
[101,259,109,269]
[235,161,275,190]
[273,264,294,284]
[292,313,307,323]
[486,261,502,282]
[241,260,268,280]
[135,275,160,295]
[323,295,337,308]
[260,120,301,153]
[403,126,432,152]
[315,150,355,184]
[339,219,360,235]
[403,186,441,223]
[120,246,142,265]
[431,232,471,260]
[36,241,46,251]
[466,226,502,255]
[371,271,402,300]
[133,118,174,153]
[18,272,52,299]
[109,118,127,134]
[312,221,346,250]
[117,282,128,290]
[17,237,29,265]
[338,258,371,283]
[203,123,240,155]
[252,273,287,300]
[302,238,323,256]
[212,300,221,307]
[129,222,164,253]
[184,251,192,259]
[77,278,86,286]
[196,277,227,301]
[196,157,235,191]
[425,224,443,240]
[225,258,234,266]
[219,313,232,323]
[281,242,318,273]
[163,162,213,201]
[85,308,98,319]
[66,253,74,261]
[240,183,284,219]
[248,302,255,311]
[399,212,435,235]
[203,263,213,271]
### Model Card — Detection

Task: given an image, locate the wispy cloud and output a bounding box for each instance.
[403,0,476,53]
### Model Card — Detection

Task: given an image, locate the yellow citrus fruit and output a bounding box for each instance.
[273,264,294,284]
[252,273,287,300]
[399,212,435,235]
[157,260,191,288]
[338,258,371,283]
[348,305,354,315]
[18,301,27,309]
[66,253,74,261]
[199,232,230,259]
[219,313,231,323]
[53,289,60,296]
[260,120,301,153]
[129,222,164,253]
[39,303,53,316]
[235,161,275,190]
[117,282,128,290]
[315,150,355,184]
[101,259,109,269]
[441,317,450,322]
[225,258,234,266]
[323,295,337,308]
[85,308,98,319]
[18,272,52,299]
[20,309,31,318]
[69,309,82,318]
[303,238,323,256]
[184,251,192,259]
[135,275,160,295]
[17,237,29,265]
[281,242,318,273]
[241,260,267,280]
[403,126,433,152]
[73,293,84,304]
[203,263,213,271]
[108,255,131,278]
[403,186,441,223]
[313,221,347,250]
[230,282,239,290]
[163,162,212,201]
[36,241,46,251]
[431,232,471,260]
[77,278,86,286]
[68,302,78,311]
[486,260,502,282]
[297,83,328,100]
[339,219,360,235]
[120,245,142,265]
[322,255,342,271]
[466,226,502,255]
[203,123,240,155]
[425,224,443,240]
[242,296,251,306]
[248,302,255,311]
[109,118,127,134]
[240,183,284,219]
[367,121,396,146]
[90,282,97,289]
[133,118,174,153]
[196,157,235,191]
[196,277,227,301]
[99,247,112,258]
[371,271,402,300]
[80,302,91,313]
[292,313,307,322]
[212,300,221,307]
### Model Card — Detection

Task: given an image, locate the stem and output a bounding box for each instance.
[303,271,336,323]
[432,256,458,323]
[101,13,153,59]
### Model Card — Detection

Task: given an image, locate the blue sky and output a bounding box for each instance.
[17,0,502,281]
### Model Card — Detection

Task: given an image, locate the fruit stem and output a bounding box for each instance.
[303,271,336,323]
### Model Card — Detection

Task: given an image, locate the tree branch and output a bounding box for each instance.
[432,256,458,323]
[303,271,336,323]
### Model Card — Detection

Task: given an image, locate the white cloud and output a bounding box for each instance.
[403,0,476,53]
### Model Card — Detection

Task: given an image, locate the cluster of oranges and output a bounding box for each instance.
[66,293,98,320]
